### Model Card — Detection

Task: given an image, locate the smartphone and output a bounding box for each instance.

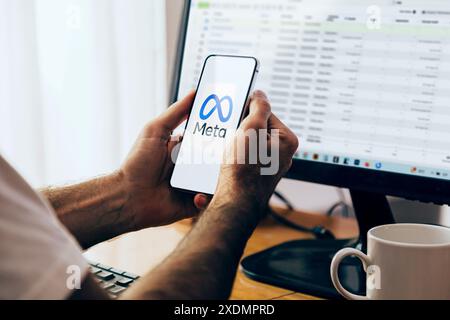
[170,55,259,195]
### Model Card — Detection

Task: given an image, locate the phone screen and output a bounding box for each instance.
[170,55,258,195]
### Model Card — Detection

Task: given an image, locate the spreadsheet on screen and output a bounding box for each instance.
[177,0,450,181]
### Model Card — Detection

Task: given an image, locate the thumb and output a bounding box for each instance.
[154,90,196,133]
[240,90,271,131]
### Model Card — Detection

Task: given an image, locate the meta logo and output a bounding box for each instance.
[194,94,233,139]
[199,94,233,122]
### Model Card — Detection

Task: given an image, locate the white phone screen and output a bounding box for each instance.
[170,55,258,195]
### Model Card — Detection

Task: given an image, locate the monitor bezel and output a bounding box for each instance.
[170,0,450,206]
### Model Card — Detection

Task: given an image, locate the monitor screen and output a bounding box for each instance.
[176,0,450,185]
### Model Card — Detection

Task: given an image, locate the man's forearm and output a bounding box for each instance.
[40,171,133,248]
[123,197,264,300]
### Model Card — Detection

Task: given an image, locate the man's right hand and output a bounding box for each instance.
[199,90,299,221]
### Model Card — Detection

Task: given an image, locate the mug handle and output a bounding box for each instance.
[330,248,371,300]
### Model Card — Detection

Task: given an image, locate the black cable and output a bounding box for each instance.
[271,191,335,240]
[326,201,348,217]
[335,188,351,217]
[273,190,294,211]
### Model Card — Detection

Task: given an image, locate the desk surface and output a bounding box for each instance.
[85,208,358,300]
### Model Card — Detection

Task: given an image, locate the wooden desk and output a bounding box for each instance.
[84,208,358,300]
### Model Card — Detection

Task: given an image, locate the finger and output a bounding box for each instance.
[269,113,299,153]
[167,134,182,155]
[268,113,290,130]
[173,192,200,220]
[193,193,212,210]
[155,90,196,132]
[166,134,183,169]
[240,90,271,130]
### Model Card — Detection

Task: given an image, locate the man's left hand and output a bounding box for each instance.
[118,91,206,229]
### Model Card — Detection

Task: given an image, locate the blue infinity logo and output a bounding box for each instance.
[199,94,233,122]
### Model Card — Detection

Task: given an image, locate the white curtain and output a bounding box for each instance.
[0,0,167,187]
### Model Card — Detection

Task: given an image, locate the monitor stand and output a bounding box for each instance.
[240,190,395,299]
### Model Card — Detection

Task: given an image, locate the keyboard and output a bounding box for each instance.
[89,262,140,299]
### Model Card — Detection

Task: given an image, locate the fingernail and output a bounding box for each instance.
[197,194,206,205]
[170,135,182,143]
[254,90,268,100]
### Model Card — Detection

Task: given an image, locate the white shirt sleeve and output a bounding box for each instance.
[0,155,89,299]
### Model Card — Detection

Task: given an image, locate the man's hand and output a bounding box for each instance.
[119,91,202,229]
[43,92,204,248]
[198,90,299,220]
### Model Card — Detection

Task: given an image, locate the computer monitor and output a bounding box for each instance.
[172,0,450,205]
[171,0,450,298]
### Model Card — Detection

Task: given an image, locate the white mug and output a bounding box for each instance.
[330,223,450,300]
